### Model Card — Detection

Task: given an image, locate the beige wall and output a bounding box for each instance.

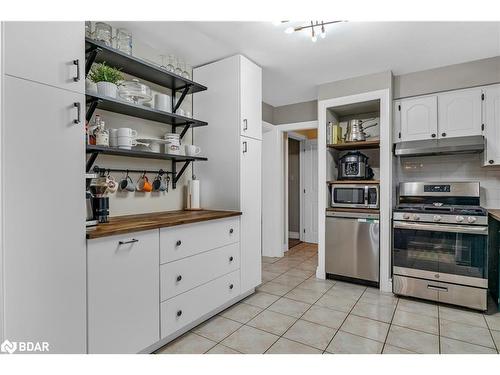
[318,71,392,100]
[274,100,317,125]
[262,102,274,124]
[394,56,500,99]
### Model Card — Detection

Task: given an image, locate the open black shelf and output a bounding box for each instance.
[85,38,207,94]
[86,93,207,129]
[86,145,207,162]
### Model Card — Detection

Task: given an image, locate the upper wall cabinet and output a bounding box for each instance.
[3,22,85,93]
[438,88,482,138]
[400,96,438,142]
[240,56,262,140]
[483,85,500,166]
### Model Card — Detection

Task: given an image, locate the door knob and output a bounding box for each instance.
[176,275,182,282]
[176,310,182,317]
[176,240,182,246]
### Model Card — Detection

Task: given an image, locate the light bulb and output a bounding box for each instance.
[320,24,326,39]
[311,34,317,42]
[284,26,294,34]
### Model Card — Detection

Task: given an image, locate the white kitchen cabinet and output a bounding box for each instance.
[194,55,262,294]
[240,137,262,292]
[2,75,86,352]
[87,230,160,354]
[3,22,85,94]
[483,85,500,166]
[438,88,482,138]
[240,56,262,140]
[393,100,402,143]
[400,95,438,142]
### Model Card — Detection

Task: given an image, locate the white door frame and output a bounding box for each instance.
[318,89,392,292]
[287,132,307,243]
[302,138,318,244]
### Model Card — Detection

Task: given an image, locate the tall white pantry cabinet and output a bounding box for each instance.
[194,55,262,293]
[1,22,86,352]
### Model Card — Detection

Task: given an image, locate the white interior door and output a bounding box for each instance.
[303,140,318,243]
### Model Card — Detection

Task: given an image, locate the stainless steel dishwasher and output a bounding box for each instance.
[325,211,380,285]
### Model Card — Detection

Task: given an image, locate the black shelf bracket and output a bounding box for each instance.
[172,160,191,189]
[85,45,101,77]
[172,84,193,113]
[86,97,101,122]
[86,152,99,172]
[175,123,192,139]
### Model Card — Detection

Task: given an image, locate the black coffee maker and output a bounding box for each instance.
[89,177,109,224]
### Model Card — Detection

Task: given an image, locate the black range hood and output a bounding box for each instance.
[394,135,484,157]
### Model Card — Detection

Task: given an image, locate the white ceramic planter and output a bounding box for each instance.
[96,81,118,98]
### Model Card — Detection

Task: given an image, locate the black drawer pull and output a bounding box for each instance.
[431,133,436,138]
[176,275,182,282]
[489,160,494,164]
[441,132,447,137]
[176,240,182,247]
[229,256,234,262]
[176,310,182,317]
[229,228,234,234]
[118,239,139,245]
[73,59,81,82]
[73,102,81,124]
[229,284,234,290]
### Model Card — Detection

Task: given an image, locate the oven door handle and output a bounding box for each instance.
[393,221,488,235]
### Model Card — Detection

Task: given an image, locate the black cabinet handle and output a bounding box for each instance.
[229,284,234,290]
[243,119,248,131]
[229,228,234,234]
[242,141,247,153]
[431,133,436,138]
[441,132,447,137]
[229,256,234,262]
[176,310,182,317]
[489,160,494,164]
[176,240,182,247]
[118,238,138,245]
[176,275,182,282]
[73,59,81,82]
[73,102,81,124]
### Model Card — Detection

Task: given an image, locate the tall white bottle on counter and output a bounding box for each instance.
[193,55,262,293]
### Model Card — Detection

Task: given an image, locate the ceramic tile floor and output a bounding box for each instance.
[156,243,500,354]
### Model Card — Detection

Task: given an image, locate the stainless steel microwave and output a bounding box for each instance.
[330,184,379,209]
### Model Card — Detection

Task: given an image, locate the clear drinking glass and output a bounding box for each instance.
[166,55,176,73]
[85,21,92,39]
[116,28,132,55]
[175,58,184,76]
[182,64,192,80]
[94,22,113,46]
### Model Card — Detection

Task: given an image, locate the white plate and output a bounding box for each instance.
[136,137,172,145]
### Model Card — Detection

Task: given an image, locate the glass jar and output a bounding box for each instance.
[167,55,176,73]
[118,79,152,104]
[116,28,132,55]
[94,22,113,46]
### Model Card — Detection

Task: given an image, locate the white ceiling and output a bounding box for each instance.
[111,21,500,107]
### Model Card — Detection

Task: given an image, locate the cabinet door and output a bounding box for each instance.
[3,76,86,352]
[438,88,482,138]
[87,230,160,354]
[393,101,402,143]
[240,56,262,140]
[400,96,438,142]
[240,136,262,292]
[483,85,500,166]
[4,21,85,93]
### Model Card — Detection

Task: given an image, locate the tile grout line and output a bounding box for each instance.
[381,296,400,354]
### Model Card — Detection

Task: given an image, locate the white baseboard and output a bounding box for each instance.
[288,231,300,239]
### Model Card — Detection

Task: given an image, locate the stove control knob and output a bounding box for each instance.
[456,215,464,223]
[411,214,420,221]
[433,215,442,222]
[403,213,410,220]
[467,216,477,223]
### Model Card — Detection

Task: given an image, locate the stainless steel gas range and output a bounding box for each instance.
[392,181,489,311]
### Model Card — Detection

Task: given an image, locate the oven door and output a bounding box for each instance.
[393,221,488,285]
[331,186,366,208]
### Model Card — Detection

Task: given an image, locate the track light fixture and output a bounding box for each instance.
[276,20,344,42]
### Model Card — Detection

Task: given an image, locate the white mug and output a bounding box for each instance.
[109,128,118,147]
[117,128,138,138]
[117,136,138,150]
[154,93,171,112]
[185,144,201,156]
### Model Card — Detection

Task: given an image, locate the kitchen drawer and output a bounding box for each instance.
[160,217,239,264]
[160,270,240,339]
[432,281,487,311]
[160,242,240,301]
[393,275,439,302]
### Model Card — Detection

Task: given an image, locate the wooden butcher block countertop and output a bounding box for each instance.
[489,209,500,222]
[87,210,242,239]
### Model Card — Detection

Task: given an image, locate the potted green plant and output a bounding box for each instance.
[88,62,124,98]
